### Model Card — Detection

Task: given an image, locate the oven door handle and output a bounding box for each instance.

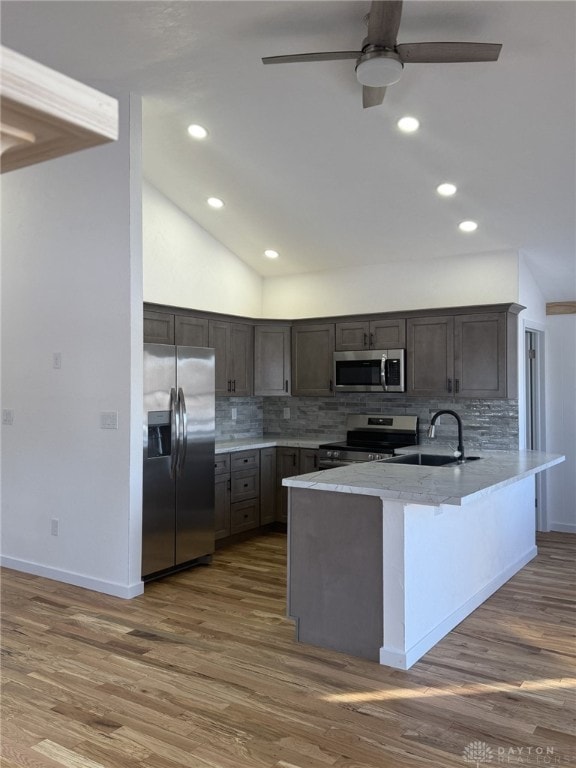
[380,353,388,391]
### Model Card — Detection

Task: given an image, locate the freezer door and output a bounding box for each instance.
[143,344,177,577]
[175,346,216,564]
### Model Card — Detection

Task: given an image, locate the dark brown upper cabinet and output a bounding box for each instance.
[335,318,406,351]
[175,315,209,347]
[143,310,175,345]
[408,310,517,398]
[254,324,291,396]
[291,323,335,397]
[209,320,254,397]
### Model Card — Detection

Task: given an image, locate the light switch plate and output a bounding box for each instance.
[2,409,14,425]
[100,411,118,429]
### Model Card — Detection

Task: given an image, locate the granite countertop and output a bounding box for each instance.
[215,434,342,454]
[282,448,565,507]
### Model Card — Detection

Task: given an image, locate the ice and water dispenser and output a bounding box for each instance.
[147,411,172,458]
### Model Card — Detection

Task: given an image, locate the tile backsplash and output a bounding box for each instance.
[217,395,519,450]
[216,397,263,440]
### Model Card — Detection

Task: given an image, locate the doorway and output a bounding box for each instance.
[524,328,546,530]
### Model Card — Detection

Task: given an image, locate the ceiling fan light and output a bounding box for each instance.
[356,55,403,87]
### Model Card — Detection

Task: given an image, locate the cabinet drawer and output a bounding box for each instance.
[214,454,230,475]
[230,468,260,502]
[230,450,260,472]
[230,499,260,534]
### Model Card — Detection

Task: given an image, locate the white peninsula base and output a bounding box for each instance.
[288,475,537,670]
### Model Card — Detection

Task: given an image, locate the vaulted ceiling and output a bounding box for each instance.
[2,1,575,299]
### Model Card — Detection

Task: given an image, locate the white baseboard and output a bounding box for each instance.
[379,546,538,670]
[0,556,144,599]
[549,523,576,534]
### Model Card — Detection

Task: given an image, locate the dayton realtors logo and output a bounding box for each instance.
[462,740,571,766]
[463,741,494,766]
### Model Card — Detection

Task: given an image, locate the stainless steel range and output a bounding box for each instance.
[318,414,419,469]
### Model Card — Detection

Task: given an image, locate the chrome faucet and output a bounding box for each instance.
[427,410,465,463]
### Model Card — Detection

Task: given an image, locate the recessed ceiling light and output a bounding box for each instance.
[264,249,279,259]
[437,183,457,197]
[207,197,224,209]
[187,124,208,139]
[459,220,478,233]
[397,116,420,133]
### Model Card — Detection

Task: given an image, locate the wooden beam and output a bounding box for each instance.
[0,45,118,174]
[546,301,576,315]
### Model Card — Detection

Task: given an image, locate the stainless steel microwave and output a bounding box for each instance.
[333,349,406,393]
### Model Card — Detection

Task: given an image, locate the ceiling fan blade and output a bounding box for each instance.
[367,0,403,48]
[396,41,502,63]
[262,51,360,65]
[363,85,386,108]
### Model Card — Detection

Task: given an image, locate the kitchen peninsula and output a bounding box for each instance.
[283,449,564,669]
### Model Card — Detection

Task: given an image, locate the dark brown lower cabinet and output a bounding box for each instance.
[230,498,260,535]
[216,449,278,541]
[276,447,320,523]
[259,447,277,525]
[214,454,231,540]
[276,447,299,523]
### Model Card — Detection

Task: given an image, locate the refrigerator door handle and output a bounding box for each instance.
[169,387,179,480]
[176,387,188,476]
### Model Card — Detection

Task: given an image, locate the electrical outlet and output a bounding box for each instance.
[50,518,59,536]
[100,411,118,429]
[231,407,237,421]
[52,352,62,369]
[283,407,291,420]
[2,409,14,425]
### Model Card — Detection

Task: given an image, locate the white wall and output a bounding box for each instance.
[143,181,262,317]
[0,93,143,597]
[261,251,520,318]
[545,313,576,532]
[517,256,547,451]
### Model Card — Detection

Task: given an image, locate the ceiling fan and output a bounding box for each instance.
[262,0,502,108]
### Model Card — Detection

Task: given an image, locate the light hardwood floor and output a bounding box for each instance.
[1,532,575,768]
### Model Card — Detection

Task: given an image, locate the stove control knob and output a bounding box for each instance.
[368,453,374,460]
[333,451,340,458]
[375,454,382,460]
[326,451,333,458]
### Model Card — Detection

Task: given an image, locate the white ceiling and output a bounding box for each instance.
[2,1,575,299]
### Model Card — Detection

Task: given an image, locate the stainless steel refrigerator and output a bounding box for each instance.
[142,343,215,579]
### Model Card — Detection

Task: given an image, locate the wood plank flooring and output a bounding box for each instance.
[1,532,575,768]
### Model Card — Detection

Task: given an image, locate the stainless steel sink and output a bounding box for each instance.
[382,453,481,467]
